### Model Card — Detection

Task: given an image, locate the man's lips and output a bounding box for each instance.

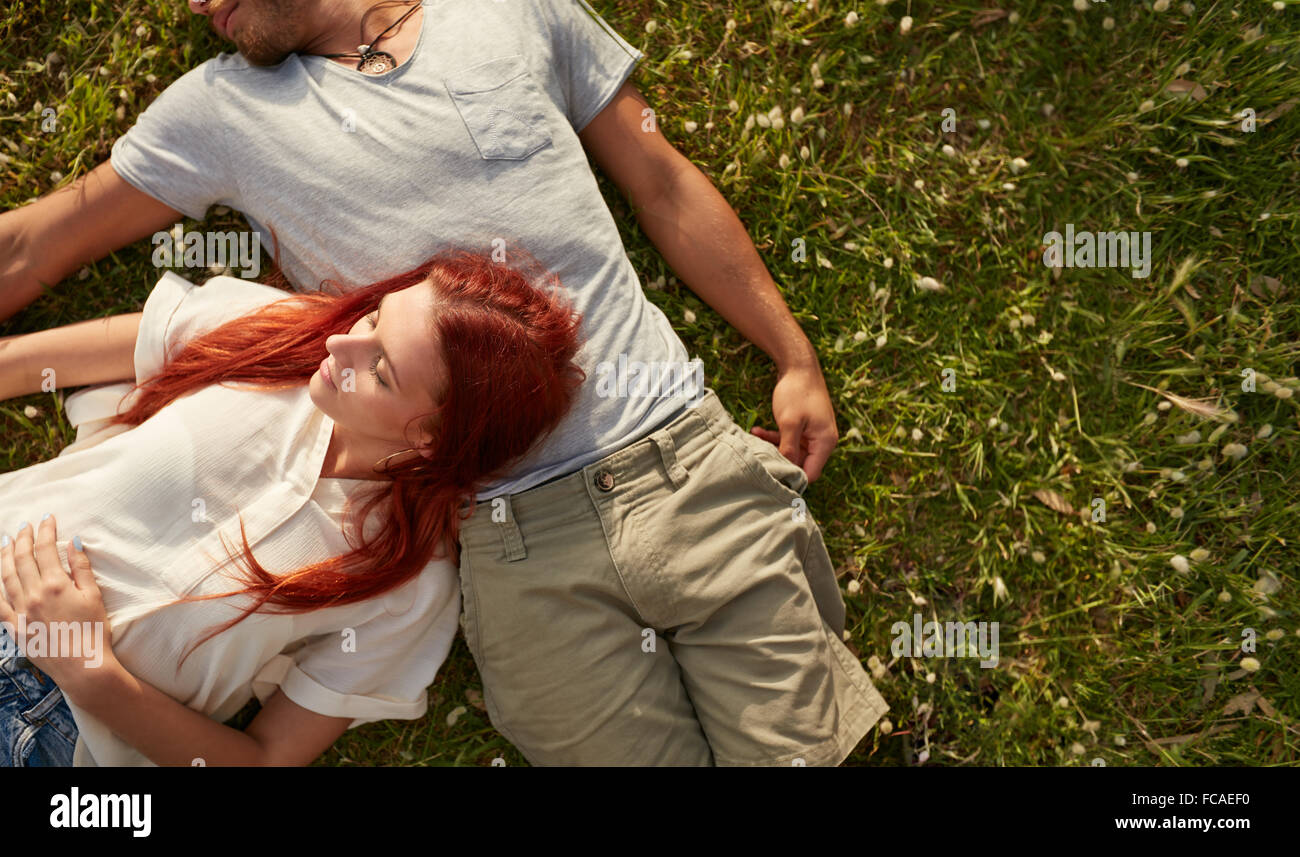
[213,1,238,39]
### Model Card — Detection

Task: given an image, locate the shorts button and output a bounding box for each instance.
[594,470,615,491]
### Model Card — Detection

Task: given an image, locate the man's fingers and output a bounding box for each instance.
[800,432,836,483]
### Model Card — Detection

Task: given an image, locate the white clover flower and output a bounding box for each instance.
[756,113,771,128]
[1175,158,1189,168]
[845,11,860,27]
[1221,443,1248,460]
[1142,412,1158,426]
[23,405,40,419]
[853,331,868,343]
[883,257,894,269]
[1042,103,1055,118]
[1072,0,1088,10]
[1146,521,1157,534]
[1189,548,1210,563]
[1183,1,1196,12]
[1070,742,1086,755]
[1272,0,1284,9]
[915,275,944,292]
[1126,171,1138,183]
[1175,431,1201,445]
[1240,657,1260,672]
[684,120,698,133]
[1275,386,1293,400]
[644,20,658,33]
[778,153,790,168]
[1153,0,1170,11]
[445,705,468,727]
[1139,99,1155,113]
[913,178,925,190]
[683,309,696,324]
[1113,735,1127,746]
[847,579,861,595]
[799,145,810,159]
[1218,590,1232,602]
[1001,182,1016,191]
[899,16,913,35]
[726,18,736,32]
[1170,507,1184,520]
[911,428,923,441]
[878,718,893,735]
[1256,424,1273,439]
[1124,460,1141,473]
[790,106,805,124]
[942,144,956,157]
[1021,313,1035,328]
[993,576,1010,603]
[1170,555,1190,573]
[1057,696,1070,709]
[1169,470,1186,481]
[1008,11,1020,24]
[1031,550,1046,564]
[1009,157,1029,174]
[728,99,740,112]
[1265,629,1284,641]
[1103,16,1115,29]
[875,334,887,348]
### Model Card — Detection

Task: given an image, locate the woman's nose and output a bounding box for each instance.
[188,0,212,16]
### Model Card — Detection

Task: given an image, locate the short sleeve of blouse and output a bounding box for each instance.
[250,559,461,727]
[134,272,297,384]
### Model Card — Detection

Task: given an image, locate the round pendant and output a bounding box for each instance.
[357,51,396,74]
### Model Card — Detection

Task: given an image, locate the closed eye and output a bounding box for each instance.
[367,313,388,388]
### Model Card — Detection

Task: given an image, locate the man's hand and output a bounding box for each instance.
[749,363,839,483]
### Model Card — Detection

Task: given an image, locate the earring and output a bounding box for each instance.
[372,448,420,472]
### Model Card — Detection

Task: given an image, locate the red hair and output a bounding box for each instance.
[105,248,585,663]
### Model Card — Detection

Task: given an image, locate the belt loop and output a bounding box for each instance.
[650,428,690,490]
[491,495,527,561]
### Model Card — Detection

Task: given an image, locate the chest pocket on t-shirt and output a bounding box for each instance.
[443,54,552,161]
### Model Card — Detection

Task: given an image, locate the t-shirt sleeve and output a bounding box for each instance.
[109,61,235,221]
[133,272,296,383]
[537,0,646,133]
[251,561,461,727]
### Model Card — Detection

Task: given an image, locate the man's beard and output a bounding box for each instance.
[214,0,306,66]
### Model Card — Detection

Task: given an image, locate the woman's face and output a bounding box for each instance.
[308,279,445,453]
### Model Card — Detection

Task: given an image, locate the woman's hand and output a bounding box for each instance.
[0,515,116,689]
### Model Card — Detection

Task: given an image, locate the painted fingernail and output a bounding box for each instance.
[73,535,83,552]
[1,535,9,548]
[41,512,51,522]
[17,521,28,531]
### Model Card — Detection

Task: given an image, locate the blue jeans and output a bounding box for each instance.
[0,625,79,766]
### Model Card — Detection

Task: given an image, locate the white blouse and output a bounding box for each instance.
[0,272,460,766]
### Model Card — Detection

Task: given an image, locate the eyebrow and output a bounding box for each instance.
[377,294,401,391]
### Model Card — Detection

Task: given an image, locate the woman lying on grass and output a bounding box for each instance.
[0,248,584,766]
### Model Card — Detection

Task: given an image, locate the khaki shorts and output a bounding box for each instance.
[457,388,888,765]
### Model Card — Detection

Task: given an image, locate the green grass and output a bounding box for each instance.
[3,0,1298,766]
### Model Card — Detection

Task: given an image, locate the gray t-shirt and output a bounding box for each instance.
[110,0,701,499]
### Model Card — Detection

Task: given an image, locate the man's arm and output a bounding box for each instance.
[579,82,839,480]
[0,160,182,322]
[0,312,142,400]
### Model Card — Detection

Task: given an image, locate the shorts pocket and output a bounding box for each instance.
[732,426,811,499]
[444,54,552,161]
